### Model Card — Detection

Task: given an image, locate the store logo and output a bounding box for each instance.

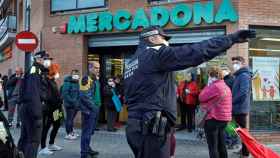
[66,0,238,34]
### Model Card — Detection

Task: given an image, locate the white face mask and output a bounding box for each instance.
[208,77,218,85]
[72,75,80,80]
[54,73,60,79]
[233,64,241,71]
[43,60,51,68]
[108,81,115,87]
[162,40,169,46]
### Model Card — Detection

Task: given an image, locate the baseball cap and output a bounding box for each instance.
[140,26,171,41]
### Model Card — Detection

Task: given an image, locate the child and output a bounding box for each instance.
[79,76,99,158]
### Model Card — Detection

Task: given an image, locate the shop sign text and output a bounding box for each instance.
[67,0,238,34]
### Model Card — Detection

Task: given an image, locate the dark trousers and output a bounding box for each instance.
[81,111,96,158]
[233,114,249,156]
[107,108,117,130]
[65,107,78,134]
[180,102,195,130]
[126,119,171,158]
[41,111,61,148]
[8,103,21,124]
[18,105,42,158]
[204,119,228,158]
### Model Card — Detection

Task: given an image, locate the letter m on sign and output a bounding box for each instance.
[68,15,86,34]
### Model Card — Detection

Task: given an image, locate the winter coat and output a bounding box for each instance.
[79,76,98,114]
[224,74,234,89]
[199,80,232,122]
[232,67,251,115]
[177,80,199,106]
[61,76,80,109]
[104,85,118,110]
[6,74,22,105]
[124,35,236,124]
[45,78,63,113]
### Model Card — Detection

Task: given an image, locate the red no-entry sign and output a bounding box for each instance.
[16,31,38,52]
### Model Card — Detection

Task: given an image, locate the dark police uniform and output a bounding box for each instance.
[18,51,49,158]
[124,27,256,158]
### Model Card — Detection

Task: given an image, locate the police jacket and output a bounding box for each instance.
[20,62,49,120]
[124,35,236,124]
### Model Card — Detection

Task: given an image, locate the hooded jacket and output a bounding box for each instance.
[124,35,236,125]
[232,67,252,115]
[61,76,80,108]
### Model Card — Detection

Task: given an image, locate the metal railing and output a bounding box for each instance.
[0,15,16,41]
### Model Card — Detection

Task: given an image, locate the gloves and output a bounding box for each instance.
[230,30,256,43]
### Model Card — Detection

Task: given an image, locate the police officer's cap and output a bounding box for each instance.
[34,50,53,60]
[140,26,171,41]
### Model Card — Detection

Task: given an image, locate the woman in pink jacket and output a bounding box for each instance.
[199,66,232,158]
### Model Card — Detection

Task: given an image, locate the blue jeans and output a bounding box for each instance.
[81,111,96,158]
[65,107,78,134]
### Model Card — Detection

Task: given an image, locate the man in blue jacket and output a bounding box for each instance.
[231,56,251,158]
[124,26,256,158]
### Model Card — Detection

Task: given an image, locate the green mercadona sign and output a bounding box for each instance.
[67,0,238,34]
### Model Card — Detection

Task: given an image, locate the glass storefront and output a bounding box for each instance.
[249,26,280,130]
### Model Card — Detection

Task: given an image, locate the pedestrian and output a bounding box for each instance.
[104,78,118,132]
[113,75,124,128]
[2,75,9,111]
[223,67,234,89]
[0,74,4,109]
[6,67,23,128]
[39,63,63,155]
[89,61,101,131]
[17,50,52,158]
[124,25,255,158]
[79,76,99,158]
[199,66,232,158]
[231,56,251,158]
[176,73,199,132]
[61,69,80,140]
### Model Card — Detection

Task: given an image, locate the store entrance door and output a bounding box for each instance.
[88,46,136,123]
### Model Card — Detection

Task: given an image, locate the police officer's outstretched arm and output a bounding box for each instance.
[156,30,256,72]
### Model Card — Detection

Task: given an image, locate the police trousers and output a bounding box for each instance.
[126,119,171,158]
[18,104,42,158]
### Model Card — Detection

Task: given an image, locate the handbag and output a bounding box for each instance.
[111,89,122,112]
[196,89,227,128]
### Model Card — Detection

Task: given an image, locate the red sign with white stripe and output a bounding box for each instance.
[16,31,38,52]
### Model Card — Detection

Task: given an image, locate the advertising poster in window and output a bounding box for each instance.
[252,57,280,101]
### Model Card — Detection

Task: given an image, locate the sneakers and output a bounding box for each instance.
[64,134,77,140]
[38,147,54,155]
[48,144,63,151]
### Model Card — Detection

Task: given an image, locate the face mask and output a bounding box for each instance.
[208,77,217,85]
[72,75,80,80]
[162,40,169,46]
[108,81,115,87]
[233,64,241,71]
[43,60,51,68]
[54,73,60,79]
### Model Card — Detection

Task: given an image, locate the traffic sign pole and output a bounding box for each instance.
[24,0,31,72]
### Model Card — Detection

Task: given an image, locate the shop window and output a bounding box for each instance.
[51,0,106,12]
[249,26,280,130]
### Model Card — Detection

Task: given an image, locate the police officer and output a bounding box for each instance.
[18,50,52,158]
[124,26,256,158]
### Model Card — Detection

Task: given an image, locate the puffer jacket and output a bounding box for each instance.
[61,76,80,108]
[199,80,232,122]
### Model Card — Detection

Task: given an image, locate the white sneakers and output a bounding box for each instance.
[39,144,63,156]
[38,147,53,155]
[48,144,63,151]
[64,132,79,140]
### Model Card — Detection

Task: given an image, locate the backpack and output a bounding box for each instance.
[0,111,24,158]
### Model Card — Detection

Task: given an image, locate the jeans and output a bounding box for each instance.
[8,103,21,124]
[233,114,249,156]
[204,119,228,158]
[107,108,117,130]
[81,111,96,158]
[65,107,78,135]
